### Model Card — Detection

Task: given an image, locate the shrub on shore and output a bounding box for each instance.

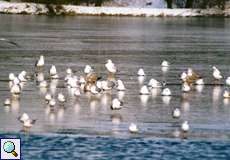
[20,0,110,6]
[170,0,227,9]
[1,0,229,10]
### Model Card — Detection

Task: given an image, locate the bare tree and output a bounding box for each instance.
[185,0,194,8]
[165,0,173,8]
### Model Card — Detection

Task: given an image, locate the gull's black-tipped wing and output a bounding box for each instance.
[0,38,19,47]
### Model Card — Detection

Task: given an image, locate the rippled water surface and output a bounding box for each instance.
[0,15,230,159]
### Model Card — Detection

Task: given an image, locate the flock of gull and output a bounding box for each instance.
[2,55,230,137]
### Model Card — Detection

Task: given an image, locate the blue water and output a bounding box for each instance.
[1,132,230,159]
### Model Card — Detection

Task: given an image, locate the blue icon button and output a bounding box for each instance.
[3,141,18,157]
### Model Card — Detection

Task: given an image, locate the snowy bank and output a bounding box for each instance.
[0,1,48,14]
[0,1,229,17]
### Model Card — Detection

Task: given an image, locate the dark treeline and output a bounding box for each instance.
[2,0,229,9]
[166,0,228,9]
[20,0,110,6]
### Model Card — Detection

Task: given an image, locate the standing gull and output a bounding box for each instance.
[161,88,172,96]
[4,98,11,106]
[117,80,126,91]
[129,123,139,133]
[225,77,230,86]
[18,113,36,130]
[49,65,59,79]
[58,93,66,103]
[111,98,123,110]
[223,90,230,98]
[181,121,189,132]
[172,108,181,119]
[105,59,117,74]
[140,85,150,95]
[35,55,45,68]
[161,60,169,67]
[137,68,145,76]
[212,66,223,80]
[148,78,164,88]
[84,65,93,74]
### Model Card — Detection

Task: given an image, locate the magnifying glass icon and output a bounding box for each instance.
[3,141,18,157]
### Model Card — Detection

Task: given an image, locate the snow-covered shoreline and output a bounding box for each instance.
[0,1,230,17]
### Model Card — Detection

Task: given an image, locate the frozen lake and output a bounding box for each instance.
[0,15,230,159]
